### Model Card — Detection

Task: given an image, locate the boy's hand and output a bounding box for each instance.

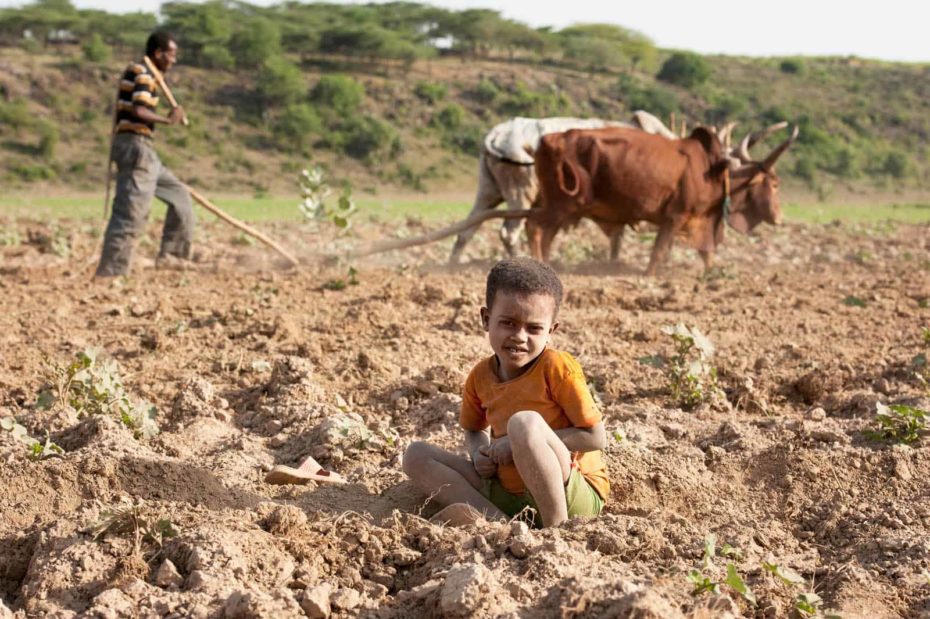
[472,448,497,478]
[486,438,514,465]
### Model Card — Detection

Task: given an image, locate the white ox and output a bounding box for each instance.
[449,112,676,263]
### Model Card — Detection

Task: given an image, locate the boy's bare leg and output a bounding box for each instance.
[403,441,506,520]
[507,411,572,527]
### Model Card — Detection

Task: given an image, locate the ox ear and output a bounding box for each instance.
[688,126,722,158]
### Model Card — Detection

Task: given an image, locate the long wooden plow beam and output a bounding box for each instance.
[353,209,531,258]
[186,187,299,266]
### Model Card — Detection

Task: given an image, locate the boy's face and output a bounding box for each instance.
[480,291,559,381]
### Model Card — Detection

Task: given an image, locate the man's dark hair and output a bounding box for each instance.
[146,31,176,58]
[486,257,563,314]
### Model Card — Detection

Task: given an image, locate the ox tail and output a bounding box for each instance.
[352,209,532,258]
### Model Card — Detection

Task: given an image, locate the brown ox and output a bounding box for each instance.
[528,124,797,275]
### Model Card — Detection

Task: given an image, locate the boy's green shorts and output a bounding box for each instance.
[482,468,604,528]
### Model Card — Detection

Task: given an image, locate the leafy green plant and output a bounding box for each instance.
[298,165,357,231]
[686,534,756,605]
[1,416,64,460]
[866,402,926,444]
[36,348,159,439]
[762,562,839,618]
[659,324,720,409]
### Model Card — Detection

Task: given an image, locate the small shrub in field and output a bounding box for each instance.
[657,52,710,88]
[36,348,159,439]
[311,74,364,115]
[258,56,305,106]
[37,121,58,160]
[12,163,56,182]
[273,103,322,152]
[413,81,447,104]
[472,78,500,104]
[882,150,912,179]
[339,115,399,160]
[616,75,679,120]
[432,104,465,131]
[82,33,110,62]
[779,58,804,74]
[866,402,926,444]
[0,100,31,131]
[657,323,719,409]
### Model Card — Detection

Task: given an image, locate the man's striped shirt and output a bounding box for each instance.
[115,60,159,136]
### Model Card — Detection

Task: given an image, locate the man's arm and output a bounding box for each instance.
[555,422,606,452]
[133,105,186,126]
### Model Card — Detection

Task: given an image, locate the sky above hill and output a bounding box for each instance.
[2,0,927,63]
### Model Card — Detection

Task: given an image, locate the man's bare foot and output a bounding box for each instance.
[429,503,487,527]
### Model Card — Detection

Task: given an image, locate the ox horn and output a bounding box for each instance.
[749,121,789,149]
[735,121,789,163]
[735,132,753,163]
[719,121,738,149]
[761,125,800,171]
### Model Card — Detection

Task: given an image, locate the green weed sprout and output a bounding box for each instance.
[762,562,840,618]
[1,417,64,460]
[866,402,926,444]
[686,534,756,605]
[660,324,720,409]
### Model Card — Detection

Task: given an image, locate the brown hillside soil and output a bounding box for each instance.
[1,214,930,618]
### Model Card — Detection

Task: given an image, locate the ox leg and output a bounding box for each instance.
[699,250,714,271]
[499,169,537,257]
[605,225,625,262]
[449,156,504,264]
[526,219,544,261]
[646,222,679,276]
[539,225,560,263]
[593,221,624,263]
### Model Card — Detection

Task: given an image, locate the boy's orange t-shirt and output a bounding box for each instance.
[460,348,610,500]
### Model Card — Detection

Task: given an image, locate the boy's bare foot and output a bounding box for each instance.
[429,503,487,527]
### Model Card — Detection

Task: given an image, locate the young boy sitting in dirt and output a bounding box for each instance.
[403,257,609,528]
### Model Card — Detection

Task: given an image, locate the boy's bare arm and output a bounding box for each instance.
[555,422,606,452]
[465,429,497,477]
[464,429,491,460]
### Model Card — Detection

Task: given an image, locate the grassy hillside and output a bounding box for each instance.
[0,2,928,204]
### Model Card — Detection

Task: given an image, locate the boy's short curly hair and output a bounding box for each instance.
[485,257,563,314]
